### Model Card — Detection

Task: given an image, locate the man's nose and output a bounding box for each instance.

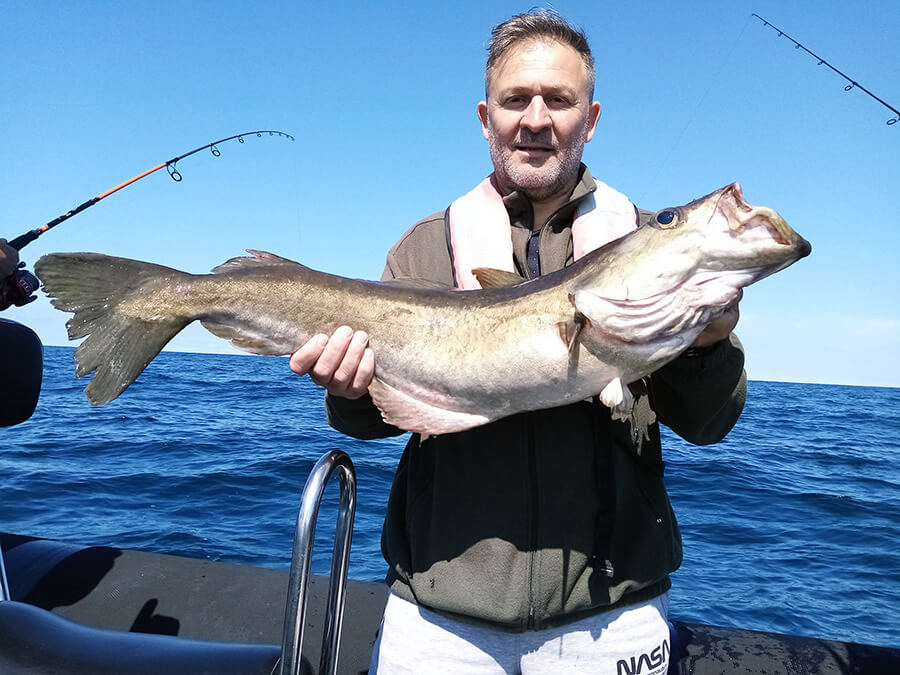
[521,96,551,131]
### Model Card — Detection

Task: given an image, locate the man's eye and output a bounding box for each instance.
[503,96,527,108]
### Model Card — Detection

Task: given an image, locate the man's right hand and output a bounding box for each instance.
[289,325,374,399]
[0,239,19,278]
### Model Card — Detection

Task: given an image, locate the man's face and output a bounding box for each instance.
[478,39,601,202]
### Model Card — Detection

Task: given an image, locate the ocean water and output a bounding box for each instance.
[2,346,898,649]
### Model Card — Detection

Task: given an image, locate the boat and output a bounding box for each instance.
[0,318,42,428]
[2,319,899,674]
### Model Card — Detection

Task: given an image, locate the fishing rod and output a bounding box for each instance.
[752,14,899,126]
[8,129,295,251]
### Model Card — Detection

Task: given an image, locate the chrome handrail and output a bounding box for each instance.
[0,543,9,601]
[279,450,356,675]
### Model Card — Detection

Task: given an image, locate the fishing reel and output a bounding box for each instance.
[0,263,39,309]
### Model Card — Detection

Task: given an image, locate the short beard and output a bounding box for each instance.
[487,127,588,202]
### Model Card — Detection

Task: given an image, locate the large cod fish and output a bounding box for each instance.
[35,183,810,434]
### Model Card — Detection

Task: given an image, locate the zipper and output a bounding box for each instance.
[535,200,577,275]
[526,411,539,630]
[521,194,584,629]
[526,229,541,278]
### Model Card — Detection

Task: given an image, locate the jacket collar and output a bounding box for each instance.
[500,164,597,232]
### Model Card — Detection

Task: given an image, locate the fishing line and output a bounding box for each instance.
[752,14,899,126]
[9,130,295,251]
[637,15,752,206]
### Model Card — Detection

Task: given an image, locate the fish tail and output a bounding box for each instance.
[35,253,192,405]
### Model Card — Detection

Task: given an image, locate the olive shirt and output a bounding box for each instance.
[326,167,747,631]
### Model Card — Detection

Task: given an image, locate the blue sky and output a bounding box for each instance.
[2,1,898,387]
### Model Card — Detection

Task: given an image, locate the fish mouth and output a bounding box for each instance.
[715,182,752,221]
[729,182,753,213]
[717,182,811,257]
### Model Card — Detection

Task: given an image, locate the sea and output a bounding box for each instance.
[2,346,899,649]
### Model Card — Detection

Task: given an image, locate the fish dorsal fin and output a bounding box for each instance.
[472,267,526,288]
[211,250,306,274]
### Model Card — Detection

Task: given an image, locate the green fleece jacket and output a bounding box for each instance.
[326,167,747,631]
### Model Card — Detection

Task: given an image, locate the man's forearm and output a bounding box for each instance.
[651,334,747,445]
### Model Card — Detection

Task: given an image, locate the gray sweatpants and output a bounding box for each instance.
[369,592,672,675]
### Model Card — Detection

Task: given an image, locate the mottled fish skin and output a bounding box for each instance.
[35,183,810,434]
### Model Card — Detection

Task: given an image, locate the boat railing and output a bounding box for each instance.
[0,542,9,603]
[0,449,357,675]
[280,449,357,675]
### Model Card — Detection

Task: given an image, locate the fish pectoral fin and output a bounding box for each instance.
[472,267,526,288]
[368,377,491,434]
[557,311,588,352]
[200,320,292,356]
[599,378,635,421]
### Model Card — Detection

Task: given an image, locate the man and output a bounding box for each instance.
[291,10,745,674]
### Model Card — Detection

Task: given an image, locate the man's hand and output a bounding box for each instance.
[0,239,40,310]
[0,239,19,278]
[691,291,741,349]
[289,325,374,399]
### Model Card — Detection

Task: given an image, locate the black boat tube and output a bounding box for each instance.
[2,534,899,674]
[0,318,42,428]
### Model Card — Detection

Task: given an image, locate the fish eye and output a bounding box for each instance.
[652,208,681,229]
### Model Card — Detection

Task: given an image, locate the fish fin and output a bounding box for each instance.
[211,250,304,274]
[368,377,491,434]
[599,378,634,420]
[34,253,191,405]
[472,268,526,288]
[77,318,186,405]
[556,312,588,352]
[200,320,291,355]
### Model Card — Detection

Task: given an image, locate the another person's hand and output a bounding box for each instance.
[289,325,374,399]
[0,239,19,278]
[691,290,741,349]
[0,239,40,310]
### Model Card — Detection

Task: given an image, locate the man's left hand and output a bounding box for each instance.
[691,291,741,349]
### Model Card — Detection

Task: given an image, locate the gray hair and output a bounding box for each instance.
[485,9,595,98]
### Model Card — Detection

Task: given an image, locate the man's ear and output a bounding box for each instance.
[477,101,490,141]
[585,101,602,142]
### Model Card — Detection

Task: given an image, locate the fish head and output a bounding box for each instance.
[571,183,811,350]
[651,182,811,285]
[580,183,811,304]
